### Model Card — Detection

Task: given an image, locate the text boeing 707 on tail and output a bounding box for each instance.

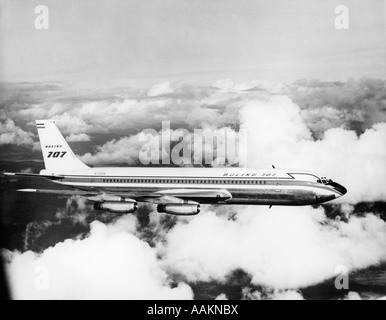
[3,120,347,215]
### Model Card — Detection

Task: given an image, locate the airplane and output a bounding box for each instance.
[3,120,347,215]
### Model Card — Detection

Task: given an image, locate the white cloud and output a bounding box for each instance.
[5,78,386,142]
[148,82,174,97]
[213,79,234,92]
[52,113,92,135]
[161,206,386,290]
[343,292,386,300]
[344,292,362,300]
[80,134,145,166]
[239,96,386,202]
[0,118,39,150]
[267,290,304,300]
[4,215,194,300]
[288,78,386,135]
[215,293,228,300]
[66,133,91,142]
[80,125,244,167]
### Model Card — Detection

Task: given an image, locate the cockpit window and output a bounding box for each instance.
[290,173,323,183]
[318,177,333,185]
[294,174,333,185]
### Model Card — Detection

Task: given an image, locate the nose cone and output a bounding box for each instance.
[330,182,347,196]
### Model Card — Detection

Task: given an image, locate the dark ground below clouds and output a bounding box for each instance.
[0,160,385,299]
[190,267,386,300]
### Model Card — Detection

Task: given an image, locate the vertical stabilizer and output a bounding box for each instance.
[36,120,89,172]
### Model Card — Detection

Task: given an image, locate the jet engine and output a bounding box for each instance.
[157,204,200,216]
[94,201,138,213]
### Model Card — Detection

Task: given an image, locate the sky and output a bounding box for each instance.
[0,0,385,86]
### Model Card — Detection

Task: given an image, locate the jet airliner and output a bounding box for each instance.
[4,120,347,215]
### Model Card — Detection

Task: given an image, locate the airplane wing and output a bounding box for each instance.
[18,189,99,196]
[4,172,232,204]
[17,188,232,204]
[3,172,64,180]
[135,189,232,204]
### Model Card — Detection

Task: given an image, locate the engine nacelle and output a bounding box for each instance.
[94,201,138,213]
[157,204,200,216]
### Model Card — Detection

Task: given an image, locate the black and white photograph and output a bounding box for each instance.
[0,0,385,302]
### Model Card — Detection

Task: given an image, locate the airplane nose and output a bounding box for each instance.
[330,182,347,195]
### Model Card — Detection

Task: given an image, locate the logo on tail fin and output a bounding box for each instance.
[36,120,89,172]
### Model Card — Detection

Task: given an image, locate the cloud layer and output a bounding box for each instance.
[161,206,386,289]
[4,215,193,300]
[4,202,386,299]
[240,96,386,203]
[0,118,39,150]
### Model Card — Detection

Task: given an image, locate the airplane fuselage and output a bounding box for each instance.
[43,167,346,206]
[7,120,347,214]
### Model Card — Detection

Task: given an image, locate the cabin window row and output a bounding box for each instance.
[101,179,267,185]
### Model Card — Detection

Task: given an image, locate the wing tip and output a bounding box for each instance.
[17,189,37,193]
[2,172,15,176]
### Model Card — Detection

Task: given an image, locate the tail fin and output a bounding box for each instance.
[36,120,89,172]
